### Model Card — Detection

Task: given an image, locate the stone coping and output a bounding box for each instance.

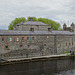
[0,53,72,65]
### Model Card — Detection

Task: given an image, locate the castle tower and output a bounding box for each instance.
[63,23,67,30]
[71,23,75,32]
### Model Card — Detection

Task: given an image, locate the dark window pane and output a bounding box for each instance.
[22,37,24,41]
[28,45,30,48]
[6,46,8,48]
[32,37,34,40]
[27,37,29,40]
[5,46,8,49]
[44,44,46,46]
[66,43,67,46]
[69,43,70,45]
[2,37,4,41]
[6,37,8,41]
[72,42,73,45]
[20,45,22,47]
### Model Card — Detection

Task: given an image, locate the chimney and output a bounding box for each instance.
[48,28,52,32]
[29,17,33,21]
[30,28,34,32]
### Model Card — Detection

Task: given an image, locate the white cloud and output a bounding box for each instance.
[0,0,75,29]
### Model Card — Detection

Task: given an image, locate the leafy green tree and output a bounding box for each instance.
[38,18,60,30]
[8,17,60,30]
[8,24,13,30]
[8,17,26,30]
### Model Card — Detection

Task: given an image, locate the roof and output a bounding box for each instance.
[0,30,74,36]
[16,21,48,26]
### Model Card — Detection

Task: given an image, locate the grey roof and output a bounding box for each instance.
[0,30,74,36]
[16,21,48,26]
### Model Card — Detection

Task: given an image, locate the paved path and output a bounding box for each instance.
[4,53,70,62]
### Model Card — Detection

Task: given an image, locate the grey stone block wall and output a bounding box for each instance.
[56,35,75,54]
[0,35,55,58]
[14,25,50,31]
[0,34,75,58]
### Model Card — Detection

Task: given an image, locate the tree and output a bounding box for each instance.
[38,18,60,30]
[8,17,26,30]
[8,17,60,30]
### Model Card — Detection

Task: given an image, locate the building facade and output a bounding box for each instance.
[0,18,75,58]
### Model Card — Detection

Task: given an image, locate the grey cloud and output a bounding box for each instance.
[0,0,75,29]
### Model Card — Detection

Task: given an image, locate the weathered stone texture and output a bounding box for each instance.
[0,34,75,58]
[0,35,55,58]
[56,35,74,54]
[1,20,75,58]
[14,25,50,31]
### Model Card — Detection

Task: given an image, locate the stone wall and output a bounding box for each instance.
[56,35,75,54]
[0,35,55,58]
[14,25,50,31]
[0,34,75,58]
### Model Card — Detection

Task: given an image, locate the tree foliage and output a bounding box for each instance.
[8,17,60,30]
[38,18,60,30]
[8,17,26,30]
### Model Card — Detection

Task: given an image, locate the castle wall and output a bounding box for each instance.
[56,35,75,54]
[0,34,75,58]
[0,35,55,58]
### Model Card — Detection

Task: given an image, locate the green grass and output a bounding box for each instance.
[57,52,70,55]
[57,51,75,56]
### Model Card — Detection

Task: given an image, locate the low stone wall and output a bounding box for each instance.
[0,49,54,59]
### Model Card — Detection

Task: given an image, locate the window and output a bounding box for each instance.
[17,37,19,41]
[66,43,67,46]
[5,46,8,48]
[6,37,8,41]
[2,37,4,41]
[27,37,29,40]
[5,45,9,49]
[10,37,12,41]
[44,44,46,46]
[69,43,70,46]
[22,37,24,41]
[13,37,15,42]
[32,37,34,40]
[28,45,30,48]
[20,45,22,47]
[72,42,73,45]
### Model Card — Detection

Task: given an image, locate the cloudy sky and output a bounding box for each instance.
[0,0,75,29]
